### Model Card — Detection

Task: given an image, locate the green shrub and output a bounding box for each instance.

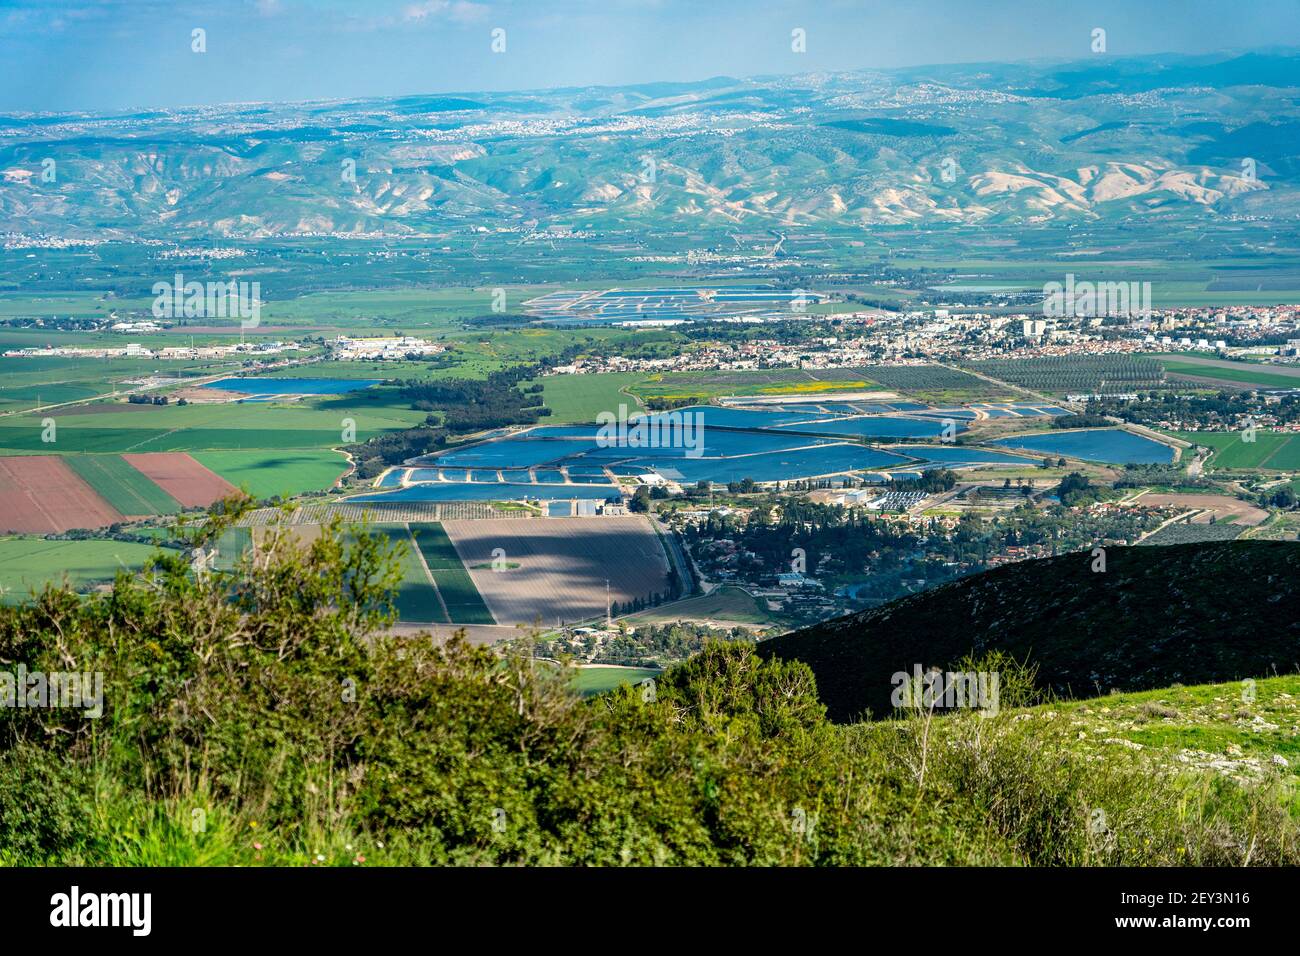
[1,502,1297,866]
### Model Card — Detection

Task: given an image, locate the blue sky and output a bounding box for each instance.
[2,0,1299,112]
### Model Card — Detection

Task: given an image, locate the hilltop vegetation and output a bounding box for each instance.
[759,540,1300,722]
[1,512,1297,866]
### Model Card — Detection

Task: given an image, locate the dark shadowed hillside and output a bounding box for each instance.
[758,541,1300,722]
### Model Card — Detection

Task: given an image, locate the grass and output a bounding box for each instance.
[0,382,101,413]
[196,522,454,624]
[409,522,494,625]
[627,585,776,626]
[0,537,160,599]
[374,525,448,624]
[570,665,661,696]
[630,368,883,403]
[1161,357,1300,390]
[0,393,426,454]
[1170,429,1300,470]
[192,450,349,500]
[1032,674,1300,784]
[530,372,647,424]
[63,454,180,516]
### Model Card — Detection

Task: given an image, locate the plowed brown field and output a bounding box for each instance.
[0,456,122,533]
[122,453,237,508]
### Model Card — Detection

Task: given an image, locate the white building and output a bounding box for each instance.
[333,335,445,360]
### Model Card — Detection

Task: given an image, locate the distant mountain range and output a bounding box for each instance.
[2,50,1299,239]
[759,540,1300,721]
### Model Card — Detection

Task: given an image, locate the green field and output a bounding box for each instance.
[0,537,161,598]
[629,364,1005,404]
[531,371,647,424]
[1171,430,1300,470]
[1159,356,1300,390]
[193,450,349,500]
[571,665,662,696]
[205,522,458,623]
[0,381,102,413]
[64,454,180,515]
[631,368,879,403]
[0,395,425,454]
[371,525,448,624]
[627,585,775,626]
[0,352,246,412]
[409,522,494,625]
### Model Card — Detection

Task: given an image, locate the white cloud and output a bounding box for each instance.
[403,1,488,25]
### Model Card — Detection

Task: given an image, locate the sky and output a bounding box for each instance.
[1,0,1299,112]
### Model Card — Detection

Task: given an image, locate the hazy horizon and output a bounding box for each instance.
[3,0,1300,113]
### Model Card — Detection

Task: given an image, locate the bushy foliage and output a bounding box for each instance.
[0,504,1296,866]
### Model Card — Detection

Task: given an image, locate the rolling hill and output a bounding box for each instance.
[3,51,1299,239]
[758,540,1300,721]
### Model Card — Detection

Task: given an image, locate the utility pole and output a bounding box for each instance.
[605,579,612,629]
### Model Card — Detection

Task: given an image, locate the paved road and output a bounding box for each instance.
[651,513,694,599]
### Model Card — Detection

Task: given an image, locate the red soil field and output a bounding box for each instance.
[0,456,123,533]
[122,453,237,508]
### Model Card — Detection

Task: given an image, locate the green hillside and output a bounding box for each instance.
[759,540,1300,722]
[3,518,1298,867]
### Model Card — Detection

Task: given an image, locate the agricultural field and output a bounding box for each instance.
[0,352,244,414]
[1135,492,1268,526]
[121,453,237,508]
[442,516,673,627]
[0,391,426,454]
[254,288,497,332]
[0,537,160,599]
[1158,355,1300,390]
[248,521,496,626]
[409,522,494,625]
[863,364,1011,403]
[530,371,647,424]
[1170,430,1300,471]
[64,454,180,516]
[964,355,1166,395]
[570,665,661,697]
[629,364,1005,405]
[374,525,448,624]
[0,380,101,413]
[1140,521,1245,546]
[0,455,122,533]
[631,368,878,404]
[626,585,776,627]
[192,450,349,500]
